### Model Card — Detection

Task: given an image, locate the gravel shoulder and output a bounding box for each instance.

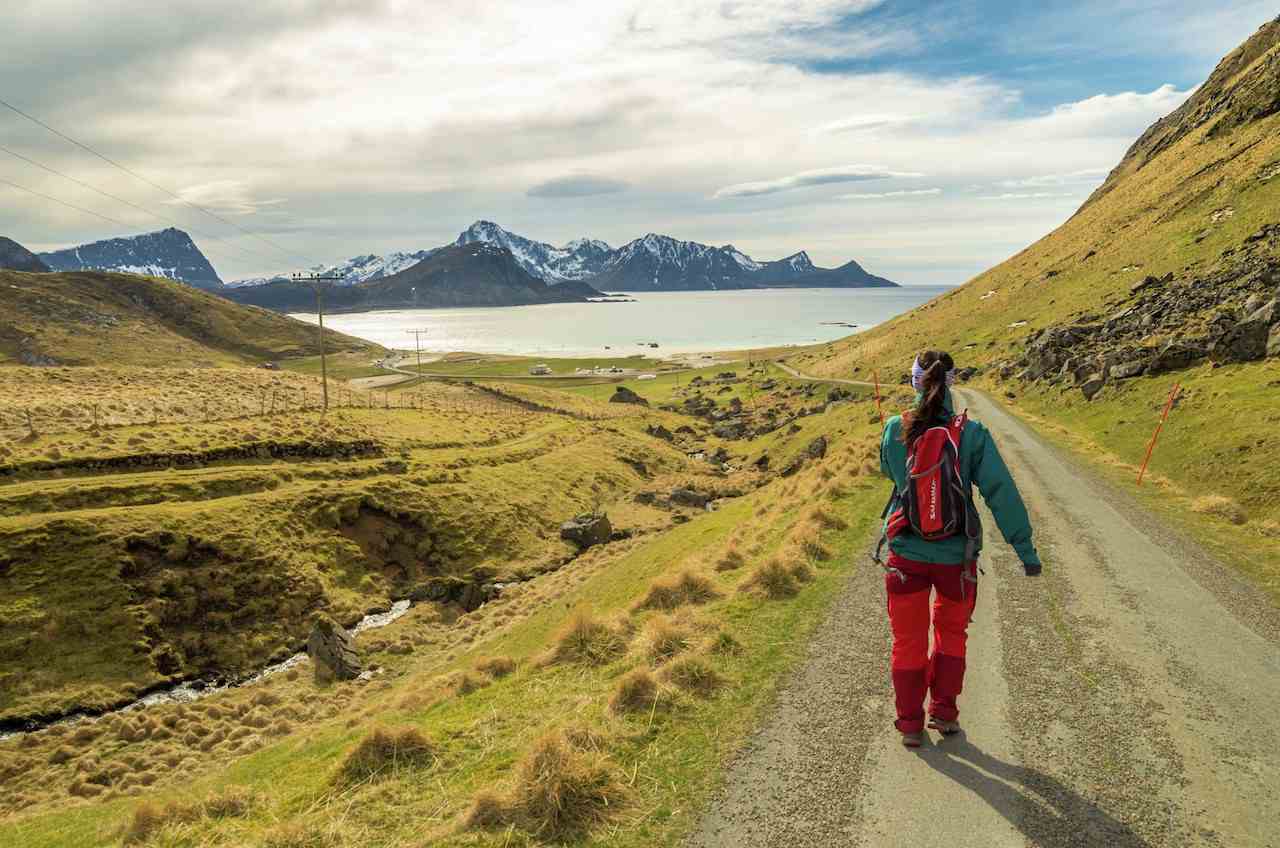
[686,380,1280,847]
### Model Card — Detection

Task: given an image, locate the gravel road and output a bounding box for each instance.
[689,382,1280,847]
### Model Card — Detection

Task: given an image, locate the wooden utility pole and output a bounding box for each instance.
[407,328,429,379]
[292,272,343,411]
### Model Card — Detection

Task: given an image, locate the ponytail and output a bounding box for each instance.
[901,350,955,445]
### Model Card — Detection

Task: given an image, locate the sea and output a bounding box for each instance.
[290,286,952,357]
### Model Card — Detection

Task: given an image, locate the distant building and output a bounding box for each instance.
[529,364,552,375]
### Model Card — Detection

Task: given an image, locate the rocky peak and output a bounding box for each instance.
[0,236,50,272]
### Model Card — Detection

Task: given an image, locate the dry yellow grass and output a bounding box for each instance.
[1192,495,1248,525]
[542,610,630,667]
[334,726,435,785]
[634,570,721,611]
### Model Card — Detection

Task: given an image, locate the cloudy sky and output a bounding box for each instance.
[0,1,1274,284]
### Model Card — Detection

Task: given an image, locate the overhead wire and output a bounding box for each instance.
[0,176,134,229]
[0,141,294,268]
[0,96,314,267]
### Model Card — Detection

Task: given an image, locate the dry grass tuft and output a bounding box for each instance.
[450,673,490,697]
[335,726,435,785]
[543,610,630,667]
[661,655,725,698]
[790,521,832,561]
[475,656,517,678]
[708,629,743,655]
[806,505,848,531]
[121,788,253,844]
[741,558,803,599]
[1191,495,1247,525]
[634,570,721,612]
[609,668,662,715]
[466,730,629,840]
[641,616,696,665]
[714,546,746,572]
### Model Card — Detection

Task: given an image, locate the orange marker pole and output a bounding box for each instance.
[1137,382,1180,486]
[873,370,885,427]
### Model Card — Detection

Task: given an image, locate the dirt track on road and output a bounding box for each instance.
[689,380,1280,847]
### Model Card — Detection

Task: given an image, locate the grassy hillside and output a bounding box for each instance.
[792,16,1280,597]
[0,270,377,367]
[0,350,895,846]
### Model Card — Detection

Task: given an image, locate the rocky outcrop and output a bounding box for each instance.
[307,616,363,680]
[560,512,612,548]
[1003,237,1280,398]
[610,386,649,406]
[0,237,50,272]
[669,488,710,508]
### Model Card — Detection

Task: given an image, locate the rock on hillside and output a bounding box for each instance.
[39,227,224,290]
[224,242,604,313]
[0,236,50,272]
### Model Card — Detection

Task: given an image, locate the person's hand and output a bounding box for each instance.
[1023,562,1042,577]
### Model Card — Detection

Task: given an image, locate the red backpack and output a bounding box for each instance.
[874,411,980,566]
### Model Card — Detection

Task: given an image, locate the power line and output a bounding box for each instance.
[0,97,313,266]
[0,141,290,268]
[0,176,133,229]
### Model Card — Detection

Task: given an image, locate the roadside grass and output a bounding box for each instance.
[0,396,887,847]
[999,361,1280,603]
[402,354,669,379]
[276,351,391,381]
[561,362,821,409]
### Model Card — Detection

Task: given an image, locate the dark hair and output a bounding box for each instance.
[901,350,954,445]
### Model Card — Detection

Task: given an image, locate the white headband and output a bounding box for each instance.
[911,357,957,391]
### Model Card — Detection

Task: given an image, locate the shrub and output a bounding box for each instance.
[609,669,661,715]
[543,610,629,667]
[661,656,725,698]
[335,726,435,785]
[1192,495,1247,525]
[634,571,721,612]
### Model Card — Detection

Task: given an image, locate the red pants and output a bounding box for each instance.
[885,554,977,734]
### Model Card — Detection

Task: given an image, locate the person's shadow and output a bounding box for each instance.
[914,732,1154,848]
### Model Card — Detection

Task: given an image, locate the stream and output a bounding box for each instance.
[0,600,413,742]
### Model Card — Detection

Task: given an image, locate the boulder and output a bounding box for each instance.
[1109,360,1147,380]
[1246,297,1276,326]
[713,421,746,439]
[1211,318,1270,362]
[805,435,828,460]
[753,454,770,471]
[1080,374,1106,401]
[610,386,649,406]
[645,424,674,442]
[1269,325,1280,358]
[669,488,710,508]
[307,616,362,681]
[560,512,612,548]
[1148,341,1207,375]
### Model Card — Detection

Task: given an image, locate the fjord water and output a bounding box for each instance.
[293,286,951,356]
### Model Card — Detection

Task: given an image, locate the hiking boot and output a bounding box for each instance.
[901,731,924,748]
[928,716,961,735]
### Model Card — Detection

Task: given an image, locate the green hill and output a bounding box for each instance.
[793,16,1280,591]
[0,269,378,367]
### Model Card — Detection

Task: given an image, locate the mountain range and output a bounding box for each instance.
[37,227,224,290]
[223,242,604,313]
[27,220,897,302]
[233,220,898,293]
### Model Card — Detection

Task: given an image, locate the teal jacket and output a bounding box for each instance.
[879,390,1041,568]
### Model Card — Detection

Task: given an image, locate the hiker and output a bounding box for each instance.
[877,350,1040,748]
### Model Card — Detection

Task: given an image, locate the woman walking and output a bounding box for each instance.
[878,350,1041,747]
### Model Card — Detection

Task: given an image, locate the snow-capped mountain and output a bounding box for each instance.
[589,233,766,291]
[38,228,223,290]
[228,249,441,288]
[455,220,612,282]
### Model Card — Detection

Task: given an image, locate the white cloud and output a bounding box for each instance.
[1015,84,1193,139]
[163,180,285,216]
[998,168,1110,189]
[977,192,1078,201]
[714,165,926,199]
[834,188,943,200]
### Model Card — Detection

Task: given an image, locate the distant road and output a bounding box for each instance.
[690,370,1280,847]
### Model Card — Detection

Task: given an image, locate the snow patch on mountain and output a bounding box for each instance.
[456,220,612,282]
